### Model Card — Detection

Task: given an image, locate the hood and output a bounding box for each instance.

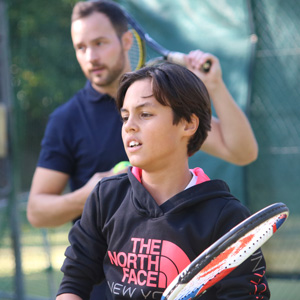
[128,167,232,218]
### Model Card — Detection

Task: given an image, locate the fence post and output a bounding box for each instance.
[0,1,25,299]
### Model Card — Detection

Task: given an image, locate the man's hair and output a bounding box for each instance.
[71,0,128,38]
[116,63,212,156]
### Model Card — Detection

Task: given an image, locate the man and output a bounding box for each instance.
[27,0,258,228]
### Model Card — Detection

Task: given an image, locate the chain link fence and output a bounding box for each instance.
[245,0,300,297]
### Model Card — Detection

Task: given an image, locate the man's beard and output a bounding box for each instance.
[90,50,126,88]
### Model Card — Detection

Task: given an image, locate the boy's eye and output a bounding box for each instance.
[120,112,153,123]
[141,112,152,118]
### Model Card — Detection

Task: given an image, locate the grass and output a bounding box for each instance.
[269,279,300,299]
[0,219,71,299]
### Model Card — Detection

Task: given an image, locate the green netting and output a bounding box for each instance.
[246,0,300,279]
[1,0,300,299]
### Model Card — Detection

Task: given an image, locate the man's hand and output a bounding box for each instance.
[184,50,222,93]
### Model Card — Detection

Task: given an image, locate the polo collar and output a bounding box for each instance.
[84,80,114,103]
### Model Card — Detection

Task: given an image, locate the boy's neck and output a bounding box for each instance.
[140,166,192,206]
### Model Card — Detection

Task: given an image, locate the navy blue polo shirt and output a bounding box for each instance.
[38,81,128,192]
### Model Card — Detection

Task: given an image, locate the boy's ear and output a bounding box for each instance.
[122,30,133,52]
[183,114,199,137]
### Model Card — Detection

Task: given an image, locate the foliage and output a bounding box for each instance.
[7,0,84,190]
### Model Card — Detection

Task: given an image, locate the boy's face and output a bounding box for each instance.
[121,79,190,171]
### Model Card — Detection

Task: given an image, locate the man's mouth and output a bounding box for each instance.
[90,66,105,73]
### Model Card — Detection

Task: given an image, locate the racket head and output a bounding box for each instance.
[125,11,186,68]
[162,202,289,300]
[128,28,146,70]
[126,12,168,70]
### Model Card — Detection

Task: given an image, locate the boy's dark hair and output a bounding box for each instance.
[116,63,212,156]
[71,0,128,38]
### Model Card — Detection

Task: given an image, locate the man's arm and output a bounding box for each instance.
[27,167,115,227]
[185,50,258,166]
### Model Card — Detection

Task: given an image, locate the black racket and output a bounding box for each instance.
[161,202,289,300]
[124,11,212,72]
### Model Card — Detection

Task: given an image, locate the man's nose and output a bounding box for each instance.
[86,47,99,63]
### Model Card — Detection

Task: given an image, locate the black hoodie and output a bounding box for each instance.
[58,167,270,300]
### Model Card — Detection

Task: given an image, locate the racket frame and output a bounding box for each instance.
[162,202,289,300]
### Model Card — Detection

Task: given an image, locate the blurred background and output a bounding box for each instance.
[0,0,299,299]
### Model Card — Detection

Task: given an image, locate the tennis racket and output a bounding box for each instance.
[124,11,211,72]
[162,202,289,300]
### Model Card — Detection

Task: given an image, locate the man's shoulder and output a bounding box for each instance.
[52,87,85,113]
[49,89,91,123]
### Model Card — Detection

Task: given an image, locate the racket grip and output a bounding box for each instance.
[167,52,186,66]
[167,52,211,72]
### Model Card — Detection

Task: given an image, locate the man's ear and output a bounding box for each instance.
[183,114,199,137]
[122,30,133,52]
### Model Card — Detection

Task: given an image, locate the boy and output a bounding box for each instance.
[56,63,269,300]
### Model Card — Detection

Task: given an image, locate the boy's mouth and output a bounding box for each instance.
[129,141,141,148]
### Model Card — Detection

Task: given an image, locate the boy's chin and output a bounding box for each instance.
[128,156,153,171]
[129,160,144,170]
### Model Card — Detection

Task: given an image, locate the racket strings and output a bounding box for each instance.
[128,29,145,70]
[128,28,164,69]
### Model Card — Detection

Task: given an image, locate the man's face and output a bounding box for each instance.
[71,12,131,94]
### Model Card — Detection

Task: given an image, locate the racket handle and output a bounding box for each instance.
[167,52,211,72]
[167,52,186,66]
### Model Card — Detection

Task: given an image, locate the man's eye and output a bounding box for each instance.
[121,116,128,123]
[76,45,85,52]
